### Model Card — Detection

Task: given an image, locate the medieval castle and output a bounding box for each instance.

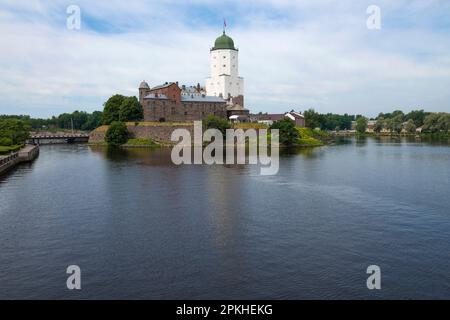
[138,30,249,122]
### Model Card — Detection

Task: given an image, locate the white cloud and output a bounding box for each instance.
[0,0,449,117]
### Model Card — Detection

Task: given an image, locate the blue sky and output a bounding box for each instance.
[1,0,450,118]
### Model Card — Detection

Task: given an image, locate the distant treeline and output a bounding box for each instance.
[302,109,450,134]
[303,109,356,130]
[0,111,103,131]
[372,110,450,133]
[0,94,144,135]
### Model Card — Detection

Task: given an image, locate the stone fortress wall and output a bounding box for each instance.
[89,123,194,145]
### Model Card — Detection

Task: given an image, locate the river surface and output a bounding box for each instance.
[0,137,449,299]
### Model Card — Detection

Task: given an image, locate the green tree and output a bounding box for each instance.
[391,114,404,134]
[423,113,450,133]
[405,109,427,128]
[374,118,384,133]
[355,117,368,134]
[404,119,416,134]
[304,109,324,129]
[103,94,126,125]
[105,121,129,146]
[82,111,103,131]
[269,118,300,146]
[118,96,143,122]
[0,118,31,145]
[202,115,231,136]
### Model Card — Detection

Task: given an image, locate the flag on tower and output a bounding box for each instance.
[224,19,227,30]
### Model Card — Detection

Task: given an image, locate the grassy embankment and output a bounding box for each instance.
[296,127,331,146]
[0,145,22,155]
[234,123,331,147]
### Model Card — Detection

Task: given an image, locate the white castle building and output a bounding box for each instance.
[205,31,248,118]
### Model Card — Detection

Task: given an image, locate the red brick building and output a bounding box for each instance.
[139,81,228,122]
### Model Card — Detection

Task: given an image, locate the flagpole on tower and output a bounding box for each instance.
[223,18,226,33]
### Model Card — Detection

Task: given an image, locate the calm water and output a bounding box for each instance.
[0,137,449,299]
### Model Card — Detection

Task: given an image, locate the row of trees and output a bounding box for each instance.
[0,94,143,134]
[303,109,355,131]
[422,113,450,133]
[376,110,429,128]
[373,111,450,134]
[0,112,103,131]
[303,109,449,134]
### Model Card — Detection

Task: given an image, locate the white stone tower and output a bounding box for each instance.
[205,31,244,102]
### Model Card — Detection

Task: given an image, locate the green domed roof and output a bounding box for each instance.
[212,32,236,50]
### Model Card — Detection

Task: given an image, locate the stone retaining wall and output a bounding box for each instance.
[89,123,194,145]
[0,145,39,175]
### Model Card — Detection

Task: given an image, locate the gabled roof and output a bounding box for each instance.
[151,82,177,90]
[288,111,304,119]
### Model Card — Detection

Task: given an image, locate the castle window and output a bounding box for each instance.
[223,65,226,67]
[223,56,226,59]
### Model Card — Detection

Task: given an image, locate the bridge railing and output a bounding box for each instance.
[0,152,19,166]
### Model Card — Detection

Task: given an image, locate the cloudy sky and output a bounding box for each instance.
[1,0,449,118]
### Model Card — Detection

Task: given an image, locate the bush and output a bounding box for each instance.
[203,115,231,135]
[0,137,13,146]
[105,121,129,146]
[269,118,300,146]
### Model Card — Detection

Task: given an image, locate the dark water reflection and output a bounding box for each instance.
[0,137,449,299]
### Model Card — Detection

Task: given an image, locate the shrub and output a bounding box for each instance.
[269,118,300,146]
[105,121,129,146]
[203,115,231,136]
[0,137,13,146]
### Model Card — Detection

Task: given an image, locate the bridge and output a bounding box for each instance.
[29,133,90,144]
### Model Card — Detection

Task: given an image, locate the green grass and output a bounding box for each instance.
[0,144,22,154]
[124,138,159,147]
[298,127,331,138]
[234,122,269,130]
[296,127,327,146]
[297,135,324,146]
